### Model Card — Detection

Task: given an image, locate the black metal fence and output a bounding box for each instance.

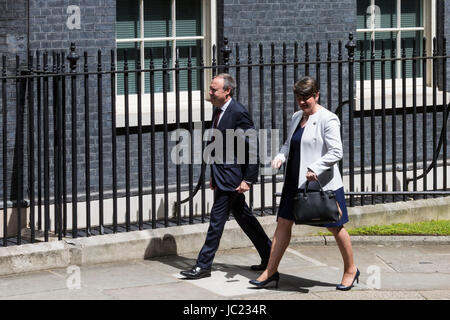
[0,33,449,246]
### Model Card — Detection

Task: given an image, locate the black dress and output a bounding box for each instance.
[277,122,349,227]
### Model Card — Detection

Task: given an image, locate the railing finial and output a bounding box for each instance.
[221,37,232,73]
[345,32,356,60]
[67,42,79,72]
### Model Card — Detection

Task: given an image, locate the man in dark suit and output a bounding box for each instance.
[180,74,272,279]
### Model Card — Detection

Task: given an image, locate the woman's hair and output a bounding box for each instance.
[293,76,319,99]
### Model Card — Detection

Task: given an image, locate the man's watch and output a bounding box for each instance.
[244,180,252,186]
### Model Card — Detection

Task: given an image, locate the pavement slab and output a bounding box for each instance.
[312,290,427,300]
[49,260,179,290]
[0,271,68,298]
[0,242,449,300]
[104,281,224,300]
[7,286,113,300]
[418,290,450,300]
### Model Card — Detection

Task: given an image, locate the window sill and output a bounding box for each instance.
[355,79,449,110]
[116,91,214,127]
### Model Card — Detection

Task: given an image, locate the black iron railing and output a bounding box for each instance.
[0,33,449,246]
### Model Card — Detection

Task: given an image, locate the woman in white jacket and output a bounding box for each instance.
[249,76,359,291]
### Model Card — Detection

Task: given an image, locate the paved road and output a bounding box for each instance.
[1,240,449,301]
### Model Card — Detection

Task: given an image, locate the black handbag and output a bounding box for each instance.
[292,180,342,226]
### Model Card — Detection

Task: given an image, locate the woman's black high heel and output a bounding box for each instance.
[249,272,280,288]
[336,268,360,291]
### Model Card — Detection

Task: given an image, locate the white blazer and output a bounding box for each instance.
[274,107,344,191]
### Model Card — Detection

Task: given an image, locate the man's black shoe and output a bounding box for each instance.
[180,266,211,279]
[250,261,268,271]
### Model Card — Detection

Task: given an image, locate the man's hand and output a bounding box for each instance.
[235,181,250,193]
[272,158,283,169]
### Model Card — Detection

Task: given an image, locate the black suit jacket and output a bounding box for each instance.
[209,99,259,191]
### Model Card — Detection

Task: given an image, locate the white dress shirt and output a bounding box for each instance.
[215,98,232,127]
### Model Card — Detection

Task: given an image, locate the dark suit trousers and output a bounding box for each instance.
[196,189,272,270]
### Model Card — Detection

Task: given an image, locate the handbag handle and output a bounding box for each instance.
[303,179,325,197]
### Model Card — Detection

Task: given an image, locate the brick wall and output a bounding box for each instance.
[31,0,115,198]
[0,0,117,202]
[222,0,357,131]
[0,0,27,60]
[29,0,115,54]
[0,1,28,203]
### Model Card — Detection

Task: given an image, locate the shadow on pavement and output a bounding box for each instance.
[246,273,337,294]
[147,250,337,294]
